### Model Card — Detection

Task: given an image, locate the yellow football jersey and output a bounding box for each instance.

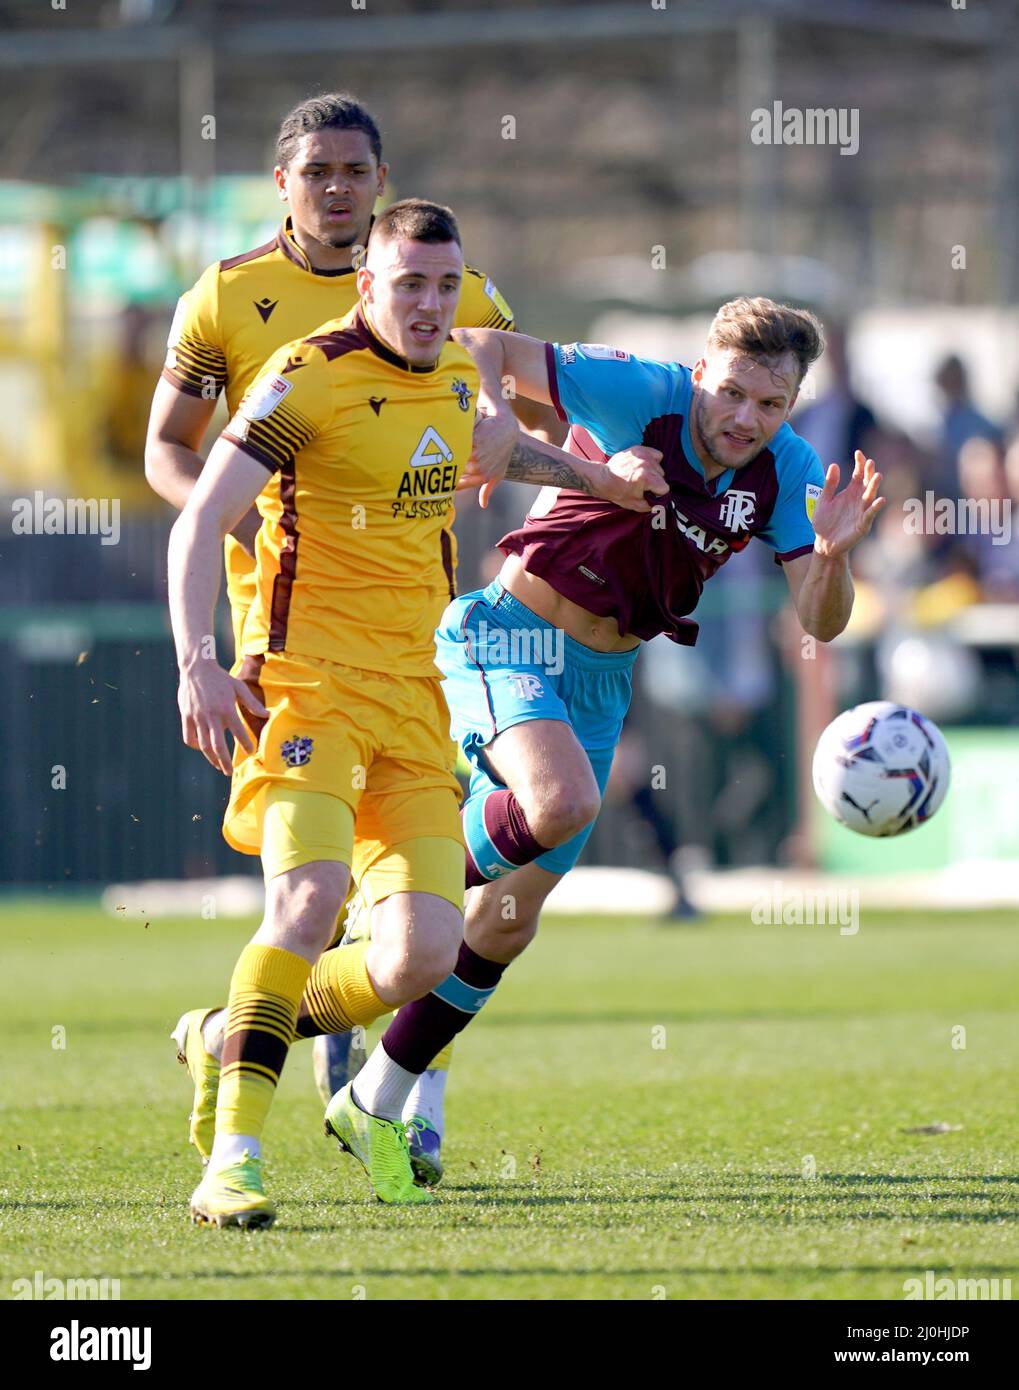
[161,216,515,619]
[222,304,480,677]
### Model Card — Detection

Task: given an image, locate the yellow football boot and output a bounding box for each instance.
[171,1007,221,1164]
[189,1152,275,1230]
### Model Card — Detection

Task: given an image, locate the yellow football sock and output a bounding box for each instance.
[295,940,391,1039]
[429,1041,454,1071]
[216,944,312,1139]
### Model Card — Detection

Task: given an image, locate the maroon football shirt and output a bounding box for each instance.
[497,345,823,645]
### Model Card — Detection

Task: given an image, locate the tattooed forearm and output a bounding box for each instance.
[505,439,593,494]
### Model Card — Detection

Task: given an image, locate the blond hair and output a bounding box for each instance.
[708,296,825,384]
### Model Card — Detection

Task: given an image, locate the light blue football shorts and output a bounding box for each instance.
[435,577,638,874]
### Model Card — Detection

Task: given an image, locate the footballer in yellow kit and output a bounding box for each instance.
[162,214,514,657]
[170,198,644,1223]
[169,200,484,1223]
[220,295,478,906]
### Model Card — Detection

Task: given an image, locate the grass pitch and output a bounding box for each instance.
[1,900,1017,1300]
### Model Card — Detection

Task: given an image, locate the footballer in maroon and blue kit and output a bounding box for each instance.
[437,339,826,876]
[372,307,886,1186]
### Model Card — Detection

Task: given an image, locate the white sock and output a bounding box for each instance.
[201,1008,226,1062]
[352,1043,419,1122]
[209,1133,261,1169]
[401,1068,448,1137]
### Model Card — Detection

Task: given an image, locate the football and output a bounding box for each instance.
[812,701,951,837]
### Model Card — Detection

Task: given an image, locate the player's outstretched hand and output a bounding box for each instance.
[177,661,269,776]
[598,445,669,512]
[457,407,520,509]
[811,449,887,558]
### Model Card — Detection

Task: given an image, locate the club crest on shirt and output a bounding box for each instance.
[451,378,473,412]
[281,736,314,767]
[510,674,545,701]
[718,488,757,532]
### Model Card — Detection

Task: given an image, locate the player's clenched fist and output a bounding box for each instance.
[599,445,669,513]
[177,660,269,777]
[456,406,520,508]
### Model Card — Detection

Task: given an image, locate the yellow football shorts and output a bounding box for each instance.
[222,650,465,909]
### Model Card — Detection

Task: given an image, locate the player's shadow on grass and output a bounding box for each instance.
[0,1197,185,1212]
[481,1008,906,1027]
[8,1172,1015,1225]
[682,1174,1019,1190]
[429,1176,1019,1222]
[0,1199,84,1212]
[811,1173,1019,1185]
[126,1261,1019,1284]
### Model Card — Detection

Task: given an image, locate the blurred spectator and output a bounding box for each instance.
[604,715,700,921]
[853,426,934,602]
[95,302,164,475]
[933,353,1003,497]
[909,545,984,626]
[1006,385,1019,451]
[635,543,786,867]
[852,423,1012,624]
[954,435,1019,599]
[1005,422,1019,514]
[794,323,878,468]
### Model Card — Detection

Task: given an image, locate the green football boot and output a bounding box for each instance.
[324,1082,434,1205]
[171,1007,221,1164]
[189,1152,275,1229]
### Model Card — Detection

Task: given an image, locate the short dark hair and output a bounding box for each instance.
[275,92,383,168]
[371,198,462,251]
[708,296,825,385]
[935,354,967,394]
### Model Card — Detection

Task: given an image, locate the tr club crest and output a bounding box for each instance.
[510,674,545,701]
[718,489,756,532]
[451,378,473,412]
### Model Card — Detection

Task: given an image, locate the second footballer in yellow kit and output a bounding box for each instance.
[156,124,516,656]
